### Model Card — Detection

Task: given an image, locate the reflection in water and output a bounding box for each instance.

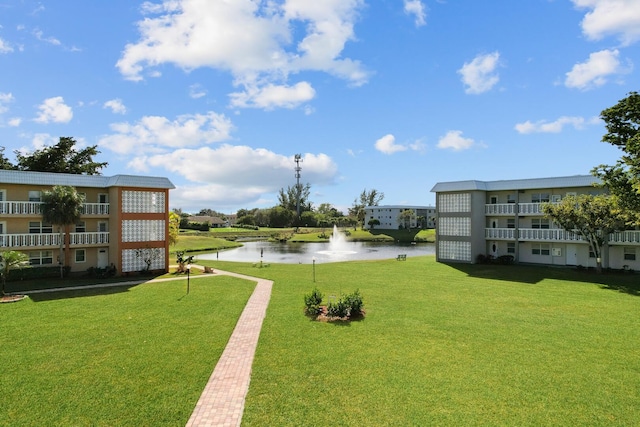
[196,239,435,264]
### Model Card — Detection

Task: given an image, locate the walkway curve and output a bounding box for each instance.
[185,269,273,427]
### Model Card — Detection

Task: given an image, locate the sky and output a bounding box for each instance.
[0,0,639,214]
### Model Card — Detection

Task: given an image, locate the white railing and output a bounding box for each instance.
[485,228,640,245]
[0,201,42,215]
[0,233,60,248]
[485,204,516,215]
[81,203,110,215]
[485,202,556,216]
[0,232,110,248]
[485,228,517,239]
[0,201,109,215]
[69,232,109,245]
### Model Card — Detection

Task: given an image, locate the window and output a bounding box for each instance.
[28,191,41,202]
[532,243,550,256]
[438,240,471,262]
[438,217,471,236]
[507,194,516,204]
[489,196,498,204]
[29,222,53,234]
[29,250,53,266]
[75,249,86,263]
[531,193,550,203]
[507,218,515,229]
[75,221,86,233]
[507,242,515,254]
[624,247,636,261]
[531,218,550,229]
[438,193,471,213]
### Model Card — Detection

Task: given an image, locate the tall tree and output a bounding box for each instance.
[15,137,107,175]
[41,185,85,278]
[398,209,415,229]
[278,183,312,213]
[349,188,384,229]
[592,91,640,224]
[0,251,29,295]
[168,211,180,246]
[0,147,16,170]
[543,194,627,273]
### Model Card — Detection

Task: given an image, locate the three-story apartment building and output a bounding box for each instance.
[430,175,640,269]
[364,205,436,229]
[0,170,175,275]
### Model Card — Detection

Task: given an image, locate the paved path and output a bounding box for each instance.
[185,269,273,427]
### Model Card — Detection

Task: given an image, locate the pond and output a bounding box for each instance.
[196,240,435,264]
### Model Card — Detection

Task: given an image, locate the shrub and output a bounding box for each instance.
[327,298,349,318]
[343,289,364,316]
[304,287,324,316]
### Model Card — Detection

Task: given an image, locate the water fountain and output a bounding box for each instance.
[316,225,357,257]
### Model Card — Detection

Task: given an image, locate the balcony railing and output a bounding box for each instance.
[69,232,109,245]
[0,201,109,215]
[485,228,640,245]
[0,232,109,248]
[485,202,553,216]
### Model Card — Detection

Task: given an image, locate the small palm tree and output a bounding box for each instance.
[0,250,30,295]
[41,185,85,278]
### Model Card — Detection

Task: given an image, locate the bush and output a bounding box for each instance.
[327,298,350,318]
[343,289,364,316]
[304,287,324,316]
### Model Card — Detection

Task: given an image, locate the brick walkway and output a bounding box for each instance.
[185,271,273,427]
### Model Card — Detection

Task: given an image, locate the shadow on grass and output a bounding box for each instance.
[26,283,142,302]
[446,262,640,296]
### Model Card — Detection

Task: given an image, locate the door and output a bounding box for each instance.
[490,241,498,257]
[566,244,577,265]
[97,249,108,268]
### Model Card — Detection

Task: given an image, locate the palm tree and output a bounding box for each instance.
[0,250,29,295]
[41,185,85,278]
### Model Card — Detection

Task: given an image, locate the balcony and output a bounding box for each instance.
[0,232,109,248]
[0,201,109,216]
[485,228,640,245]
[485,202,551,216]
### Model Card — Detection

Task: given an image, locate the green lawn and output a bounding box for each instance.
[201,257,640,426]
[0,275,255,427]
[2,257,640,426]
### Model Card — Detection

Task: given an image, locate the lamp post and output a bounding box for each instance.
[186,263,191,294]
[312,257,316,283]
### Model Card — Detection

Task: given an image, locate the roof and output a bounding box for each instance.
[430,175,601,193]
[0,169,175,189]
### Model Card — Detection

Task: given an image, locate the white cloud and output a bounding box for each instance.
[33,29,61,46]
[458,52,501,94]
[375,134,425,154]
[189,84,207,99]
[139,147,339,210]
[375,134,407,154]
[436,130,477,151]
[0,92,14,113]
[565,49,628,90]
[116,0,368,110]
[8,117,22,127]
[0,37,13,53]
[103,99,127,114]
[404,0,427,27]
[573,0,640,46]
[229,81,316,109]
[34,96,73,123]
[514,116,598,134]
[99,111,233,155]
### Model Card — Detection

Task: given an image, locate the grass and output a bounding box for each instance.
[198,257,640,426]
[0,275,255,426]
[3,256,640,425]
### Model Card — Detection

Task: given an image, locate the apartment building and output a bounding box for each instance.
[364,205,436,230]
[0,170,175,275]
[430,175,640,269]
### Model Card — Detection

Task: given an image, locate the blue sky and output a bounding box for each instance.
[0,1,639,214]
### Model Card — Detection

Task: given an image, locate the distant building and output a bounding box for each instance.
[430,174,640,269]
[0,170,174,276]
[363,205,436,230]
[186,215,228,228]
